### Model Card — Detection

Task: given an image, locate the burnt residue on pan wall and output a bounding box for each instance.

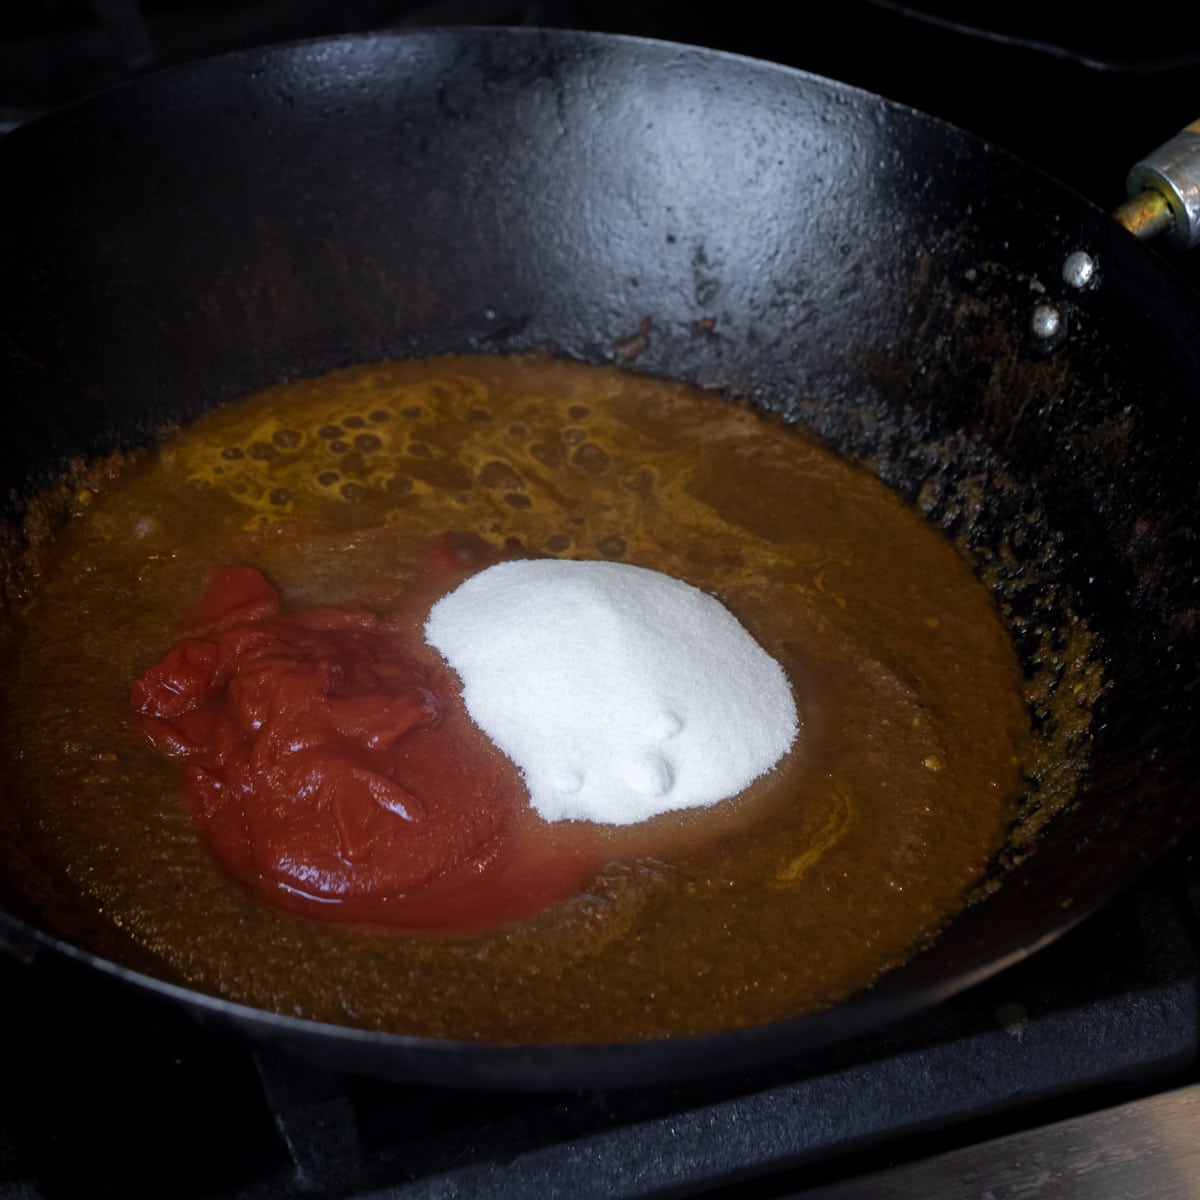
[0,31,1197,1069]
[751,200,1200,950]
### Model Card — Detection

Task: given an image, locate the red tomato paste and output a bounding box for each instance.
[130,552,596,931]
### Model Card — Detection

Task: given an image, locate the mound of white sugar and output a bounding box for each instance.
[423,559,798,825]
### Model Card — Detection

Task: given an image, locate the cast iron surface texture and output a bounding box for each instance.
[0,29,1197,1087]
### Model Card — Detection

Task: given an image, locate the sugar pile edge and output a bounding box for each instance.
[423,559,798,826]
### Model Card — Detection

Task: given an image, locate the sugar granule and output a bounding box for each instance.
[423,559,798,825]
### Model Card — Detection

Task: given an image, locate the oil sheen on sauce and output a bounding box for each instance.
[0,355,1030,1043]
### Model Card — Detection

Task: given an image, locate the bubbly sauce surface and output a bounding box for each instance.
[0,356,1030,1042]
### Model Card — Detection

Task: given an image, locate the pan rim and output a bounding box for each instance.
[1,24,1197,1091]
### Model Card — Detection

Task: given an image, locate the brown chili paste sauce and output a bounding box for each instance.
[0,355,1031,1042]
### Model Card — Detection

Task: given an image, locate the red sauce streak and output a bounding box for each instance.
[130,550,597,932]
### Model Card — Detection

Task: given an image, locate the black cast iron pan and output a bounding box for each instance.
[0,28,1197,1089]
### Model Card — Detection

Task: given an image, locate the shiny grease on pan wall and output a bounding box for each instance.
[0,30,1197,1086]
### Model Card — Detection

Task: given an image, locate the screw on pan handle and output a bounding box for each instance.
[1113,120,1200,250]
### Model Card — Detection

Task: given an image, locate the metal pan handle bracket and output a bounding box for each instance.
[1113,120,1200,250]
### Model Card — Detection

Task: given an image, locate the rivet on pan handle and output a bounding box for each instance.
[1113,120,1200,250]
